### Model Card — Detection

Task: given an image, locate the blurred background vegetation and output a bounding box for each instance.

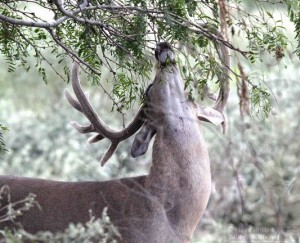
[1,0,300,242]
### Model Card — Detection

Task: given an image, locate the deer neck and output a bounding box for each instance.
[145,64,211,227]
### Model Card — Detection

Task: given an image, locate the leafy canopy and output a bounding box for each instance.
[0,0,296,115]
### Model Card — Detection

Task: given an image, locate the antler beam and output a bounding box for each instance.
[65,63,146,165]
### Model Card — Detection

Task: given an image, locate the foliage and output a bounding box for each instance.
[0,0,294,115]
[202,63,300,242]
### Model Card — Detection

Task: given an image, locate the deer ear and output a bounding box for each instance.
[196,106,224,126]
[131,124,156,158]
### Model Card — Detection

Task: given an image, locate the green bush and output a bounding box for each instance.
[200,64,300,241]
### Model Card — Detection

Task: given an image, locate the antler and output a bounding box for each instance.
[195,30,230,133]
[212,30,230,133]
[65,63,146,166]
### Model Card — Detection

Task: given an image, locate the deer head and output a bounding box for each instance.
[131,42,229,157]
[65,41,229,165]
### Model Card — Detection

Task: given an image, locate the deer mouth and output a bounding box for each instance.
[155,42,176,66]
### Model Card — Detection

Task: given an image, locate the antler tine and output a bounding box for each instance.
[64,89,83,112]
[70,121,94,134]
[100,142,119,166]
[88,134,105,144]
[194,28,230,133]
[211,31,230,134]
[68,62,146,165]
[213,32,230,111]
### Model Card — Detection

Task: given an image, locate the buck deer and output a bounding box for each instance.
[0,42,229,242]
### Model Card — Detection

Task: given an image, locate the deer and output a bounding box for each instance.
[0,41,229,242]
